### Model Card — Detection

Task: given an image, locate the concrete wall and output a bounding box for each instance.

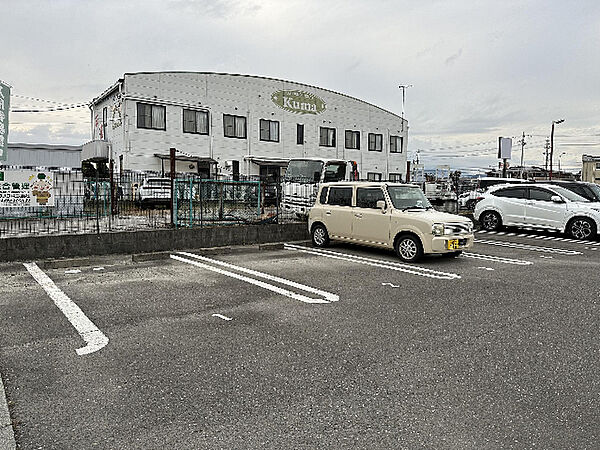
[0,223,309,262]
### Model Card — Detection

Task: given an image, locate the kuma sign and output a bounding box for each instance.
[271,90,326,115]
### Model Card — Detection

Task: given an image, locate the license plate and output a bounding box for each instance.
[447,239,459,250]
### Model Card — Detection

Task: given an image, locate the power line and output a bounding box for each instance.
[10,104,89,113]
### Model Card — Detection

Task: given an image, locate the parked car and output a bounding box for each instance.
[545,180,600,202]
[474,183,600,239]
[458,177,529,210]
[137,177,171,209]
[308,182,474,262]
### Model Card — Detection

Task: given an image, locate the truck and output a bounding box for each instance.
[281,157,359,216]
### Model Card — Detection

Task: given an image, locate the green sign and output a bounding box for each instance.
[0,81,9,161]
[271,90,326,115]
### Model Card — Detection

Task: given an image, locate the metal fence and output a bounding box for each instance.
[0,169,296,238]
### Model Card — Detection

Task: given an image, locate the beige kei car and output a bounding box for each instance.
[308,182,474,262]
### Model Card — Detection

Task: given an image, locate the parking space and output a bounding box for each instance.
[1,234,599,448]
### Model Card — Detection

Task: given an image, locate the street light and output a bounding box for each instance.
[398,84,413,122]
[558,152,567,174]
[549,119,564,180]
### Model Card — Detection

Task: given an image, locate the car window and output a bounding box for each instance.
[576,186,597,201]
[551,185,589,202]
[356,188,385,209]
[323,163,346,182]
[585,183,600,201]
[492,187,526,198]
[319,187,329,204]
[327,187,353,206]
[387,186,432,209]
[528,188,554,201]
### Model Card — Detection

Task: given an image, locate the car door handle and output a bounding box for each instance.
[355,213,363,218]
[325,210,331,215]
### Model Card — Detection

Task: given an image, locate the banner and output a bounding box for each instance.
[0,171,54,207]
[0,81,9,161]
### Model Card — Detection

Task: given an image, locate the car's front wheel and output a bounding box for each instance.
[311,224,330,248]
[568,217,596,240]
[480,211,502,231]
[395,234,424,263]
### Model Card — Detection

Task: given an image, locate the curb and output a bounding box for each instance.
[0,241,311,271]
[0,374,16,450]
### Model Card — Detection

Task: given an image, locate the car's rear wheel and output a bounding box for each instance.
[395,234,423,263]
[568,217,596,240]
[480,211,502,231]
[311,224,330,248]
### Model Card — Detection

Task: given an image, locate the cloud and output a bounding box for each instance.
[445,48,463,66]
[2,0,600,171]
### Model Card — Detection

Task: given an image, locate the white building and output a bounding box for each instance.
[85,72,407,181]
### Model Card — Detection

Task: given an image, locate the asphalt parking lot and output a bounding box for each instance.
[1,228,599,449]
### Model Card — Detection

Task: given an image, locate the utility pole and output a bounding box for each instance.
[544,139,550,174]
[550,119,565,180]
[519,131,526,179]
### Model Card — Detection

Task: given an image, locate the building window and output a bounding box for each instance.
[260,119,280,142]
[345,130,360,150]
[183,109,209,134]
[137,103,166,130]
[297,124,304,145]
[595,162,600,170]
[389,173,403,182]
[223,114,247,139]
[367,172,382,181]
[102,107,107,139]
[368,133,383,152]
[320,127,336,147]
[390,135,403,153]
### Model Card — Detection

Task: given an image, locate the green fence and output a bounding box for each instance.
[174,178,262,228]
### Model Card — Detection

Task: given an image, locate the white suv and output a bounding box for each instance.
[474,183,600,239]
[309,182,474,262]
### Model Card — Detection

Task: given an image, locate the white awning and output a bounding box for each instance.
[244,155,290,166]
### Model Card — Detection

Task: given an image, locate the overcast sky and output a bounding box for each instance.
[3,0,599,172]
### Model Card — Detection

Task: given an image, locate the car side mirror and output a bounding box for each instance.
[376,200,386,212]
[551,195,564,203]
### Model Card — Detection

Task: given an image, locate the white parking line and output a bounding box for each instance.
[23,262,109,356]
[461,252,533,265]
[474,239,582,255]
[171,253,338,304]
[284,244,461,280]
[212,314,233,321]
[476,230,600,246]
[477,267,495,271]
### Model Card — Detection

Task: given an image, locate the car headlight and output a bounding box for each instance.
[432,223,445,236]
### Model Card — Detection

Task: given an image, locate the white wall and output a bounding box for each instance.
[93,72,407,179]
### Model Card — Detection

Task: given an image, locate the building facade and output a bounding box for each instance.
[582,155,600,184]
[2,143,82,169]
[85,72,408,180]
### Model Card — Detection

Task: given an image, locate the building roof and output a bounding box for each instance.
[8,142,82,152]
[91,71,405,121]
